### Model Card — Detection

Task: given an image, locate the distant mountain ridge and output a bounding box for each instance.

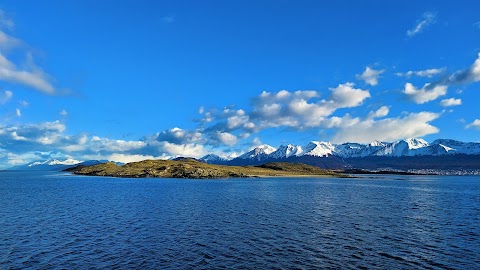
[200,138,480,172]
[7,159,121,171]
[202,138,480,162]
[7,138,480,173]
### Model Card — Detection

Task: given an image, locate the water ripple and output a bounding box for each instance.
[0,172,479,269]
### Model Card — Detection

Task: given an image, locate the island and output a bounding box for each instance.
[66,159,343,179]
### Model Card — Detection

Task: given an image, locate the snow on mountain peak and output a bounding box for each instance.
[200,154,229,163]
[222,138,480,164]
[369,140,385,147]
[404,138,429,149]
[270,144,303,159]
[238,144,276,159]
[28,158,82,167]
[49,158,82,165]
[302,141,335,157]
[256,144,276,154]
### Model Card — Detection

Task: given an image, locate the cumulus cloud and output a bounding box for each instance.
[333,112,440,143]
[403,82,447,104]
[104,153,158,164]
[330,83,371,107]
[440,98,462,107]
[60,109,68,116]
[15,108,21,117]
[0,121,66,152]
[466,119,480,129]
[0,89,12,104]
[396,68,445,78]
[407,11,437,37]
[159,142,206,157]
[88,136,146,153]
[0,120,213,167]
[214,131,238,146]
[367,106,389,119]
[246,85,370,130]
[155,127,203,145]
[356,67,385,86]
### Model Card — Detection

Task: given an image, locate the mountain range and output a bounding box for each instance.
[200,138,480,173]
[7,159,120,171]
[7,138,480,174]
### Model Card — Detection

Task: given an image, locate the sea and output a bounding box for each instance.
[0,171,479,269]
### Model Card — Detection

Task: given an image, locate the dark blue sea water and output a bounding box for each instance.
[1,172,479,269]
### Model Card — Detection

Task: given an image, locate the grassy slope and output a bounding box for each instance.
[70,159,342,179]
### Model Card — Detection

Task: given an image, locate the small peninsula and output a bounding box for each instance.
[67,159,342,179]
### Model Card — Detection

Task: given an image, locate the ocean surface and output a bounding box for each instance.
[0,171,479,269]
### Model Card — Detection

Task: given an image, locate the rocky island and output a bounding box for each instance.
[67,159,342,179]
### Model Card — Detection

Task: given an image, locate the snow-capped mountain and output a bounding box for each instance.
[28,158,82,167]
[199,154,229,164]
[9,159,82,171]
[302,141,336,157]
[237,144,276,161]
[372,138,430,157]
[270,144,303,159]
[221,138,480,166]
[7,159,117,171]
[431,139,480,155]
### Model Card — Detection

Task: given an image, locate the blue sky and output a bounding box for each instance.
[0,0,480,167]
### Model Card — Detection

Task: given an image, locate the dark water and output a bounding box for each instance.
[1,172,479,269]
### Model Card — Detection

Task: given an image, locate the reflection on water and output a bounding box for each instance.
[0,172,479,269]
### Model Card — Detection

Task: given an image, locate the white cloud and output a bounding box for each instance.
[0,52,55,94]
[466,119,480,129]
[0,11,59,95]
[403,82,447,104]
[356,67,385,86]
[19,100,29,107]
[333,112,440,143]
[106,153,158,163]
[155,127,203,144]
[330,83,371,107]
[0,89,12,104]
[205,86,370,134]
[60,109,68,116]
[15,108,21,117]
[368,106,389,119]
[160,142,206,158]
[407,11,437,37]
[89,136,146,152]
[215,131,238,146]
[6,152,39,166]
[440,98,462,107]
[396,68,445,78]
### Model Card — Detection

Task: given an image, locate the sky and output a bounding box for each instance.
[0,0,480,168]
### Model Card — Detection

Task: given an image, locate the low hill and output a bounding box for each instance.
[68,159,342,179]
